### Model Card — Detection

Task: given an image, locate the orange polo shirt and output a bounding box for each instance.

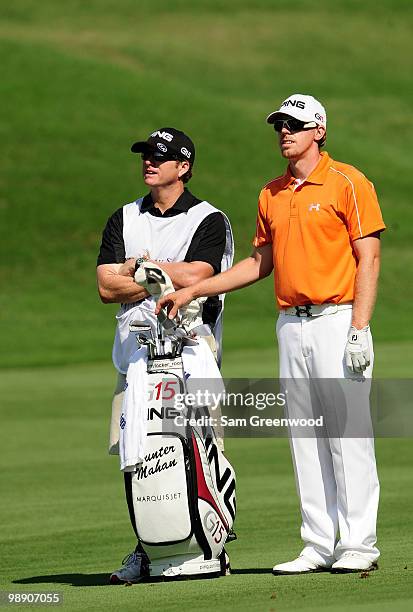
[253,152,386,308]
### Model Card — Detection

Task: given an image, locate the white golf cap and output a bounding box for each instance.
[266,94,327,127]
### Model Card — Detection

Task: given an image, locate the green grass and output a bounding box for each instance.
[0,0,413,367]
[0,2,412,610]
[0,361,412,611]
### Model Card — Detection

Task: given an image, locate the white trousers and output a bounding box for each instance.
[276,308,380,565]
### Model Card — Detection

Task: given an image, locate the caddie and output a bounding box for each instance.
[96,126,233,582]
[157,95,386,574]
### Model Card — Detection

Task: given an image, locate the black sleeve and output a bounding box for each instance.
[96,207,126,266]
[184,212,226,274]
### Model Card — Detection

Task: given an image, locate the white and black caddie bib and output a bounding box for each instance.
[113,198,233,373]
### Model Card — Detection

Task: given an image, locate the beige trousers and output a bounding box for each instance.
[108,334,224,454]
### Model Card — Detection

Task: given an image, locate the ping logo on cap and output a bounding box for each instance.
[282,99,305,110]
[151,130,173,142]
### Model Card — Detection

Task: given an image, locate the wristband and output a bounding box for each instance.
[134,257,146,274]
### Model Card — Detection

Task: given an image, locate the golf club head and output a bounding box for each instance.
[130,320,155,343]
[135,334,157,358]
[157,307,179,332]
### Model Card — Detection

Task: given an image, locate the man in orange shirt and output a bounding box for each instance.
[157,94,385,574]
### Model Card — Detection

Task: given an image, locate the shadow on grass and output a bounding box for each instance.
[231,568,272,575]
[13,574,109,587]
[13,568,272,586]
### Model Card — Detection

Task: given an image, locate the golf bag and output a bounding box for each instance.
[123,318,236,578]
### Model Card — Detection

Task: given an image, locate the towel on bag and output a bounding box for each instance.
[180,337,225,404]
[119,347,149,471]
[119,338,225,472]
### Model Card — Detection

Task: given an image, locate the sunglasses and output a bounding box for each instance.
[272,118,317,133]
[141,152,179,163]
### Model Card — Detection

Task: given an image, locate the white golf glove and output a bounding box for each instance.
[345,326,371,373]
[134,261,174,298]
[180,297,207,331]
[135,261,206,331]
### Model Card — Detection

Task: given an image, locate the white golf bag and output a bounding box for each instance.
[122,296,236,578]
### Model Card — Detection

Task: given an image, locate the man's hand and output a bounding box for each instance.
[156,288,196,319]
[118,258,137,277]
[345,326,371,373]
[96,262,149,304]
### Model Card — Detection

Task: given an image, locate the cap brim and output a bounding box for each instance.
[266,110,326,127]
[130,141,155,154]
[266,110,294,124]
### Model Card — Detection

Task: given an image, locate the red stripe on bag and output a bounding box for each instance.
[192,433,229,530]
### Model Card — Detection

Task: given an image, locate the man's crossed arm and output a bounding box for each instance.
[96,259,217,304]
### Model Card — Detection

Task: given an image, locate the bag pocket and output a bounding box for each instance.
[131,433,194,545]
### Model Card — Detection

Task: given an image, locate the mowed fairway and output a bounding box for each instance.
[1,1,413,610]
[0,360,412,611]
